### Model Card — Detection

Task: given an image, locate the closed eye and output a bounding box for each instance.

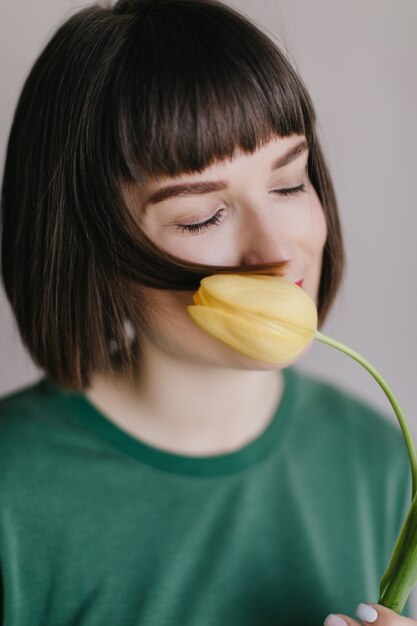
[271,183,308,196]
[176,183,308,235]
[176,208,225,235]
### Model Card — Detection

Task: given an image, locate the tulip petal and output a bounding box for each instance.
[197,274,317,333]
[187,304,314,363]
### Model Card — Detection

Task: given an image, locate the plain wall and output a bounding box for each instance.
[1,0,416,616]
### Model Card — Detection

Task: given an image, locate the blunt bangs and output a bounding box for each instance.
[108,0,316,182]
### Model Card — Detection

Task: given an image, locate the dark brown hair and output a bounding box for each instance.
[1,0,344,391]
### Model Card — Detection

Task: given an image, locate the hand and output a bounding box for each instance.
[324,603,417,626]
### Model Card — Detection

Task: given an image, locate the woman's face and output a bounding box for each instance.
[128,133,328,370]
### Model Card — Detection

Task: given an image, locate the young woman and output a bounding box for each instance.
[0,1,412,625]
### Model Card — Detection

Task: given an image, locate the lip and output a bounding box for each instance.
[295,279,304,288]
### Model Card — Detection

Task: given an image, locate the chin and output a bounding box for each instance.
[167,330,312,373]
[217,346,312,372]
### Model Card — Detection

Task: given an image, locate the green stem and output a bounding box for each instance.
[377,490,417,612]
[314,330,417,614]
[314,330,417,499]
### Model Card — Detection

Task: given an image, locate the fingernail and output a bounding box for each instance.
[324,615,348,626]
[355,603,378,623]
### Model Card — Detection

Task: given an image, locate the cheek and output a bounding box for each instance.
[313,193,328,251]
[150,228,235,266]
[286,187,327,302]
[140,289,262,367]
[142,289,206,349]
[294,187,328,255]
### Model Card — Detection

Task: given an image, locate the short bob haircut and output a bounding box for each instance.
[1,0,344,391]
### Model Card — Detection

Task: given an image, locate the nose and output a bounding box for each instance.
[238,210,296,270]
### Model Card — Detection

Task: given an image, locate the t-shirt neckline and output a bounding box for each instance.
[41,367,296,477]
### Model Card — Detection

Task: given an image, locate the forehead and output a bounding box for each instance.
[151,134,307,184]
[126,134,308,214]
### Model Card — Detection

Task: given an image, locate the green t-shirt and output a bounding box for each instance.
[0,366,411,625]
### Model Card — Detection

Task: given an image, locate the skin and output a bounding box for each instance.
[86,133,327,454]
[325,602,417,625]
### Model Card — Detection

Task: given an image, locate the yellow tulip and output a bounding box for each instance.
[187,272,417,615]
[186,273,317,363]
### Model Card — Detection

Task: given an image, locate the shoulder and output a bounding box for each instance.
[0,378,87,474]
[0,378,50,440]
[0,377,64,438]
[290,365,405,440]
[288,366,410,483]
[0,379,52,500]
[288,368,412,583]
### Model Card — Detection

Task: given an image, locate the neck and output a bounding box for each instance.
[85,337,284,456]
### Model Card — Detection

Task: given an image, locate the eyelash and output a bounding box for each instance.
[176,183,308,234]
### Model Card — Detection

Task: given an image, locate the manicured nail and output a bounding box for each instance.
[324,615,348,626]
[355,603,378,623]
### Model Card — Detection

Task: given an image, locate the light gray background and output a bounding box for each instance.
[1,0,416,617]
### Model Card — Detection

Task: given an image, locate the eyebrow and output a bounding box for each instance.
[143,139,308,209]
